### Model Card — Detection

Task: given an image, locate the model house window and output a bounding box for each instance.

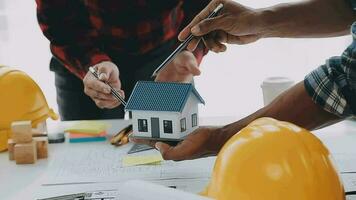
[163,120,173,134]
[180,118,186,132]
[138,119,148,132]
[192,113,197,127]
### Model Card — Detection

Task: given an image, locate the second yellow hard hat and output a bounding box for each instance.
[202,118,344,200]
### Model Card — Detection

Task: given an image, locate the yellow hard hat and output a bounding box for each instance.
[202,117,344,200]
[0,66,58,151]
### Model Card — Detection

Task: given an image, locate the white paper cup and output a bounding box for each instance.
[261,77,295,106]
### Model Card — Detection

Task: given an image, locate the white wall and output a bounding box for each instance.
[0,0,55,113]
[195,0,351,118]
[0,0,351,120]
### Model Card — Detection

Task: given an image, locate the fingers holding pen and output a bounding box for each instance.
[83,61,125,109]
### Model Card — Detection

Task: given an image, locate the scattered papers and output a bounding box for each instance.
[64,121,109,135]
[69,131,107,143]
[41,143,215,185]
[122,154,163,167]
[119,180,211,200]
[342,173,356,192]
[333,153,356,173]
[333,153,356,195]
[34,179,211,200]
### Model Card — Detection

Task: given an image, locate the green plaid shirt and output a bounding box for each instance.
[304,0,356,117]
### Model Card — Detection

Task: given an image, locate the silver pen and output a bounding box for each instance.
[89,67,127,107]
[151,3,224,77]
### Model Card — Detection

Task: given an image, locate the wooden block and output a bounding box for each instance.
[14,140,37,164]
[34,137,48,159]
[11,121,32,133]
[11,121,32,143]
[7,139,15,160]
[31,129,47,137]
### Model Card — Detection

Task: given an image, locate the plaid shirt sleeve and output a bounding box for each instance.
[304,21,356,117]
[181,0,210,64]
[36,0,111,79]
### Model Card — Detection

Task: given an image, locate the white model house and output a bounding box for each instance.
[125,81,205,140]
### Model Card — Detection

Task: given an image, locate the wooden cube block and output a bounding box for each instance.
[7,139,16,160]
[11,121,32,143]
[34,137,48,159]
[14,140,37,164]
[31,129,47,137]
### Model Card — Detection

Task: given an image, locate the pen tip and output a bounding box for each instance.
[89,67,95,73]
[215,3,224,11]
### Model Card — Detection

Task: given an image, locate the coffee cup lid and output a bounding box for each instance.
[261,77,294,87]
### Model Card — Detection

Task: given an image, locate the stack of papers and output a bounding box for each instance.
[69,131,107,143]
[64,121,110,143]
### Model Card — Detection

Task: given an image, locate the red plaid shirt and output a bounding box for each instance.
[36,0,209,79]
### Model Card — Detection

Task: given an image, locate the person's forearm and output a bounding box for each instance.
[216,82,342,146]
[257,0,356,38]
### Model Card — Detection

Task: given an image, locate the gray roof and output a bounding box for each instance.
[125,81,205,112]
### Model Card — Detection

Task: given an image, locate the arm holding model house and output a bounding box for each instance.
[133,0,356,160]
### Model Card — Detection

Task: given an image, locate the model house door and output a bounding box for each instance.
[151,117,160,138]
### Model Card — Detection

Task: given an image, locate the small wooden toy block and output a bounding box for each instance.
[14,140,37,164]
[34,137,48,159]
[7,139,15,161]
[11,121,32,143]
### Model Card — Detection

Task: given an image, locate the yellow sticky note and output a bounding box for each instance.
[122,154,163,167]
[64,121,110,135]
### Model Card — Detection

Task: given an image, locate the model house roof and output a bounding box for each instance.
[125,81,205,112]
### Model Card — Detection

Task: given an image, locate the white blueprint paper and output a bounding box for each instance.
[41,143,215,185]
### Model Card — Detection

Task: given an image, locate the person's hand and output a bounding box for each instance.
[178,0,263,53]
[155,51,201,83]
[83,61,125,109]
[131,126,227,161]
